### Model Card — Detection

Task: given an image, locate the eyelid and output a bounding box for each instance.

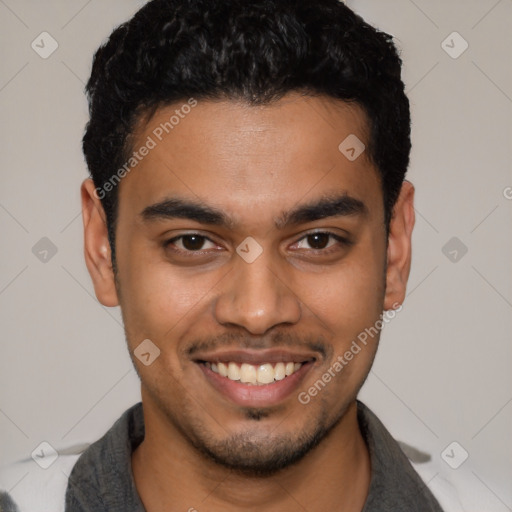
[164,232,223,252]
[290,229,352,247]
[162,229,352,258]
[164,229,216,243]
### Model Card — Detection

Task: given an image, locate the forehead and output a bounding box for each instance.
[119,93,382,224]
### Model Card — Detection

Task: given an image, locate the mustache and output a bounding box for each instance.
[185,330,331,361]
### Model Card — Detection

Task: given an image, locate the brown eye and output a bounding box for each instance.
[181,235,207,251]
[292,232,351,253]
[306,233,330,250]
[166,234,218,252]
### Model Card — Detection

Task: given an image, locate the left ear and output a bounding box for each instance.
[383,180,415,310]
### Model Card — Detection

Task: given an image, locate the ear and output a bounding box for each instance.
[383,180,415,310]
[81,179,119,307]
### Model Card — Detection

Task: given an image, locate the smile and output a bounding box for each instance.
[193,349,317,407]
[203,361,303,386]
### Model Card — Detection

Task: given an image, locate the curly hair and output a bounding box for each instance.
[83,0,411,263]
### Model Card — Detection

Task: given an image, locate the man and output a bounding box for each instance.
[65,0,443,510]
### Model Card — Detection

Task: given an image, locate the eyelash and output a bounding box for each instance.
[292,232,352,253]
[164,234,220,254]
[163,231,352,256]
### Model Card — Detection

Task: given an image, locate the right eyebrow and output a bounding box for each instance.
[140,197,231,226]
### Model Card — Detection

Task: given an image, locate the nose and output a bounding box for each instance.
[214,253,302,335]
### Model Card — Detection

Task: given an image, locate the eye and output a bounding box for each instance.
[166,234,218,252]
[294,232,344,251]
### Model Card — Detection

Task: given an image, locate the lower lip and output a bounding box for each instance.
[198,362,314,407]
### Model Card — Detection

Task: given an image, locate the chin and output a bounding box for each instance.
[184,408,340,477]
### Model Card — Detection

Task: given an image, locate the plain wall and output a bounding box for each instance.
[1,0,511,509]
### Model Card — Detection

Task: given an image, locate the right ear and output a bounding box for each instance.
[81,179,119,307]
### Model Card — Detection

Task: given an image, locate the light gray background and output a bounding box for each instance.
[0,0,511,510]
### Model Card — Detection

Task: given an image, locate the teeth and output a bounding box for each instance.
[274,362,286,381]
[228,362,241,381]
[207,361,303,385]
[218,362,228,377]
[257,363,275,384]
[240,363,257,384]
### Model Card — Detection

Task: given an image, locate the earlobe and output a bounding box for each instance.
[383,180,415,311]
[81,179,119,307]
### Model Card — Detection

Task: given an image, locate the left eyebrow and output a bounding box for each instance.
[275,194,368,228]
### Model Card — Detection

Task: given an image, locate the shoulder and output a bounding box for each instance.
[65,402,144,511]
[357,401,445,512]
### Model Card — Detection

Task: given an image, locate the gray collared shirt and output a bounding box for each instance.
[65,401,444,511]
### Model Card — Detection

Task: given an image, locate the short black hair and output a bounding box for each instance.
[83,0,411,263]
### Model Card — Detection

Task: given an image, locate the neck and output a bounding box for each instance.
[132,399,371,512]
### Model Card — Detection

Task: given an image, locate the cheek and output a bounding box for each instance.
[298,253,386,336]
[116,247,223,350]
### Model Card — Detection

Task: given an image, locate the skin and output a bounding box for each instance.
[82,92,415,511]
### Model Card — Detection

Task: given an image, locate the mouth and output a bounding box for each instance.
[205,360,304,385]
[193,350,317,407]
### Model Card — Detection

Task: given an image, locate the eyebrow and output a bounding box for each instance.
[276,194,368,228]
[140,193,368,228]
[141,198,229,225]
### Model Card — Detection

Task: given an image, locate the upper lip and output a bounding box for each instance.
[192,348,317,365]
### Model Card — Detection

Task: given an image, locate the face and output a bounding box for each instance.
[82,93,414,475]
